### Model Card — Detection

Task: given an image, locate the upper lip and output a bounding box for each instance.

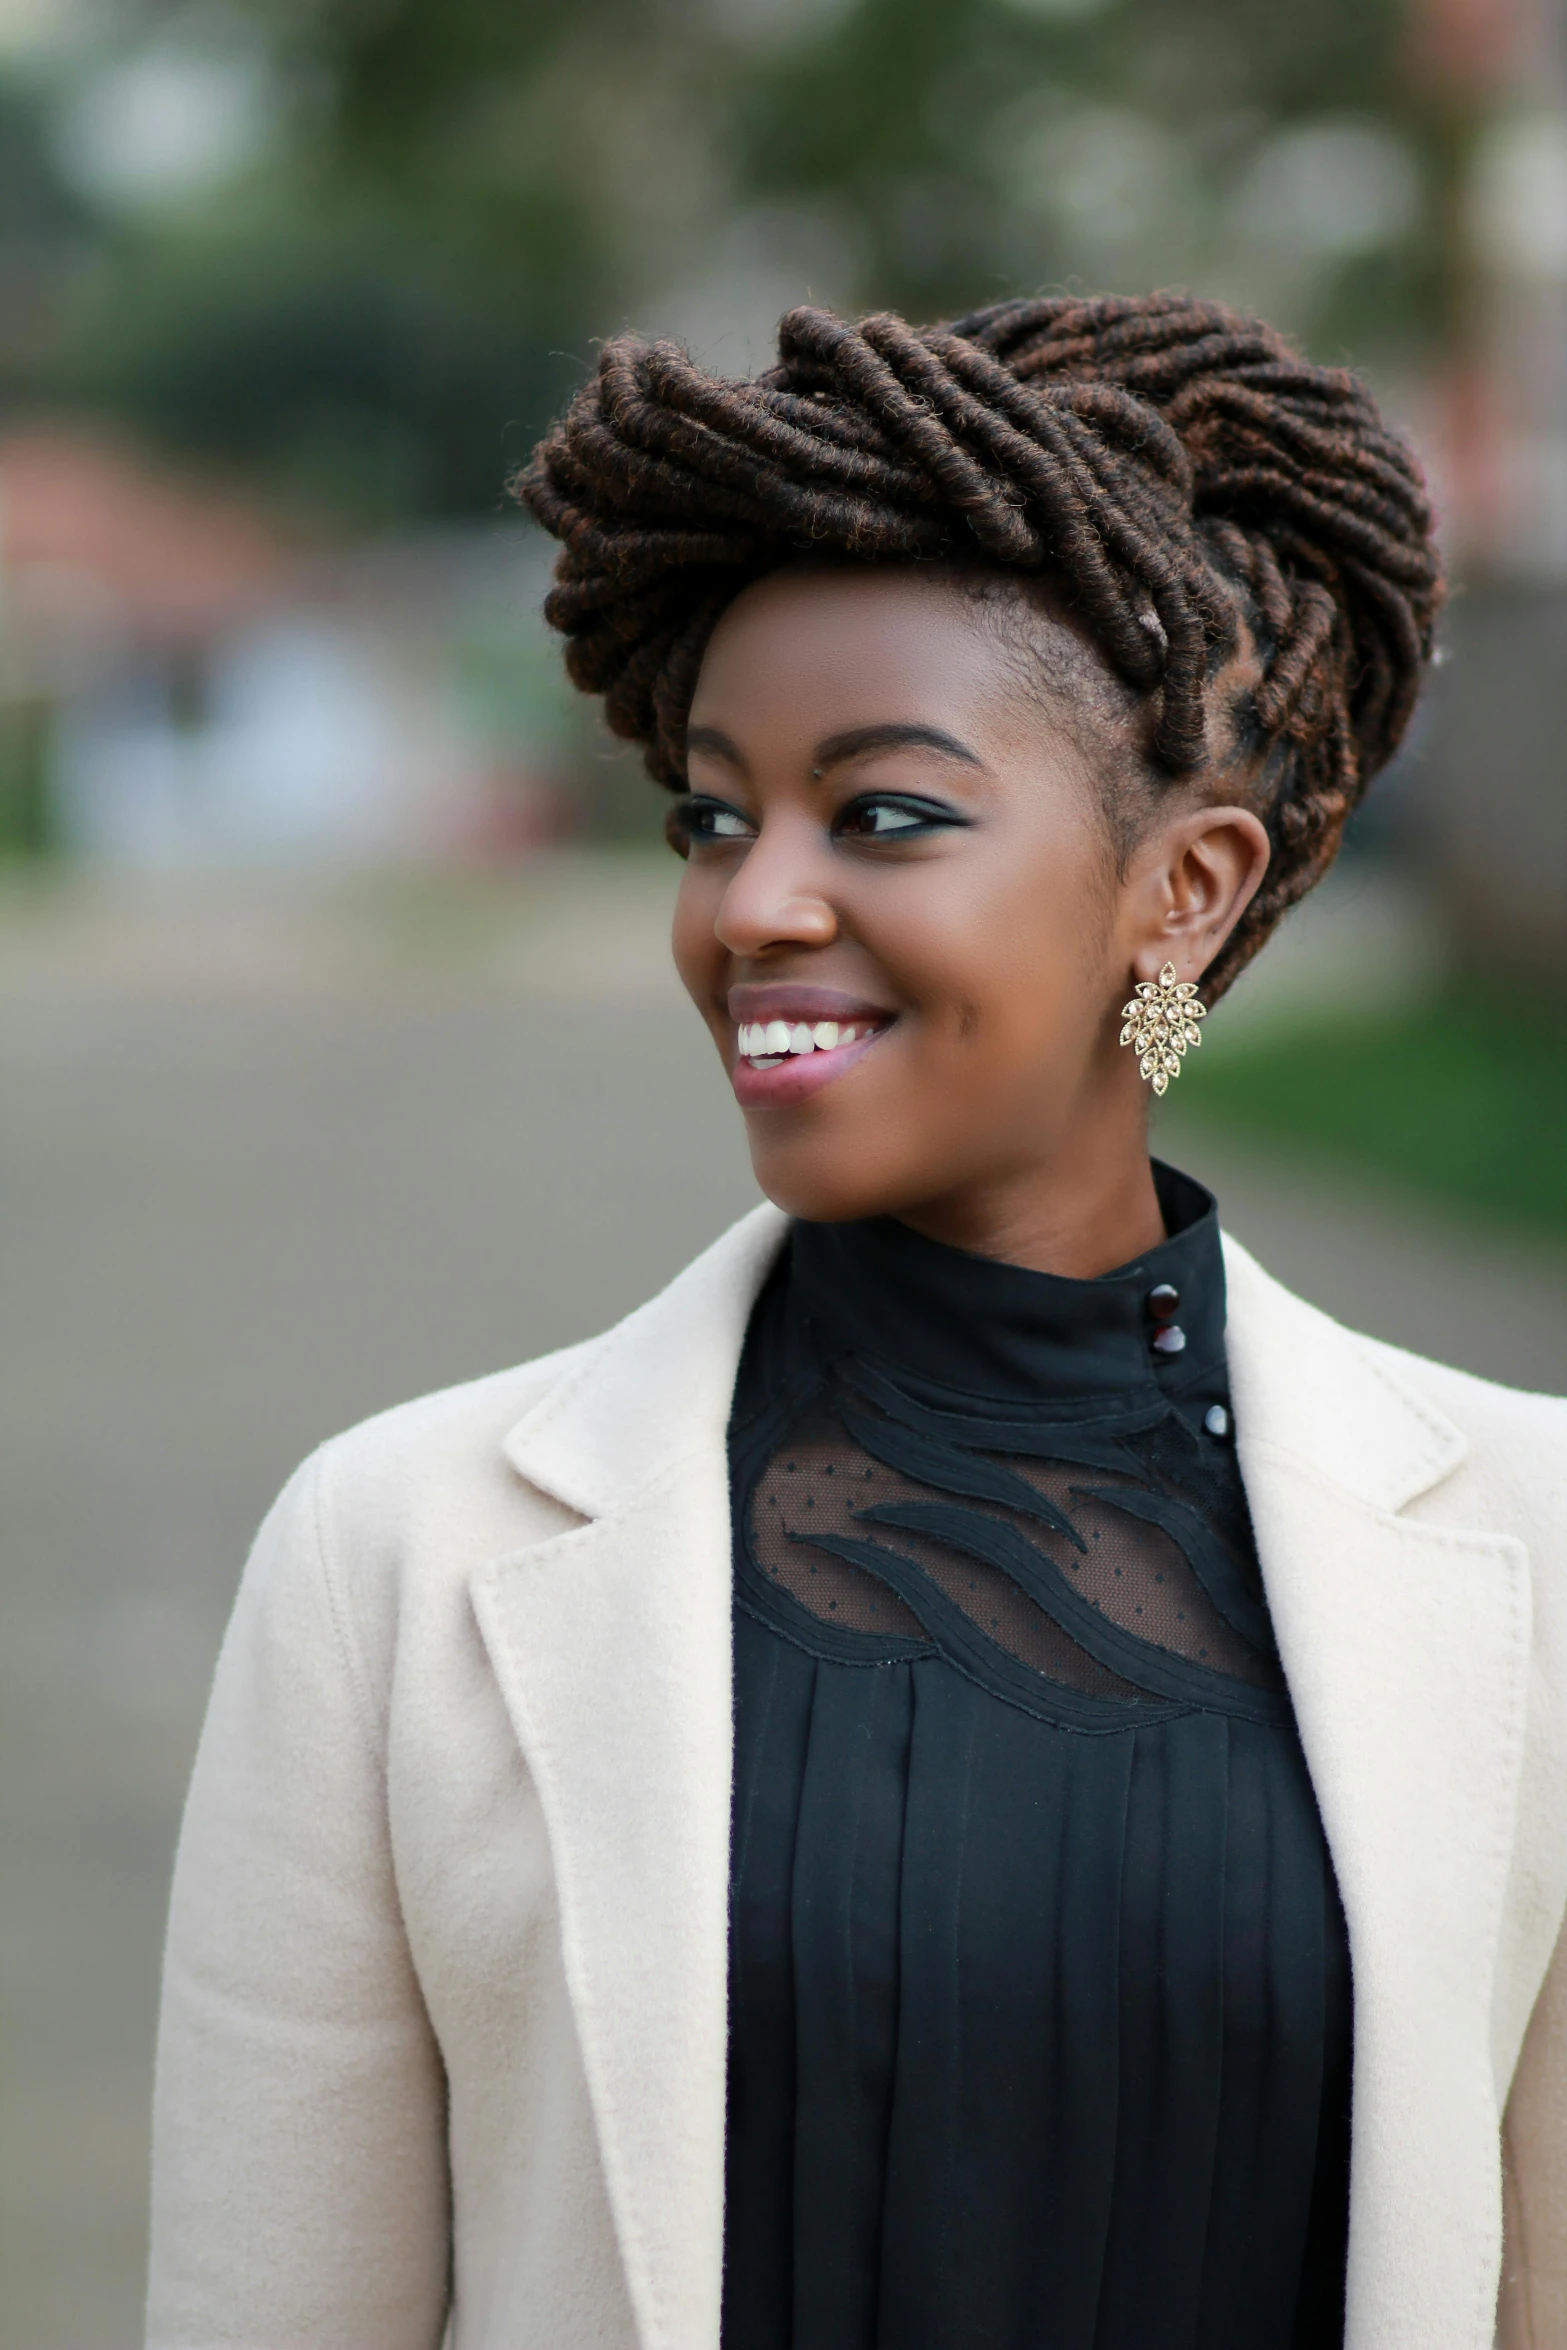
[727,983,896,1027]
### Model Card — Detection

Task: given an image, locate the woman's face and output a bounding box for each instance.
[671,565,1264,1247]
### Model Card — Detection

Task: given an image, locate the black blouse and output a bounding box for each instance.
[722,1165,1351,2350]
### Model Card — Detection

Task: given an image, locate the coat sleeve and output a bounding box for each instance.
[1497,1913,1567,2346]
[146,1454,450,2350]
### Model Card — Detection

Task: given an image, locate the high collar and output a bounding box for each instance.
[785,1160,1225,1404]
[500,1198,1467,1524]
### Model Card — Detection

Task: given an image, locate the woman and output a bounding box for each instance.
[147,295,1567,2350]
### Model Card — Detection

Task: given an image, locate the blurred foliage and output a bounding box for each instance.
[1175,984,1567,1240]
[0,698,56,856]
[0,0,1457,524]
[732,0,1429,327]
[42,215,582,523]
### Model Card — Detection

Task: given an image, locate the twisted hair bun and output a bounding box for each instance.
[519,291,1442,993]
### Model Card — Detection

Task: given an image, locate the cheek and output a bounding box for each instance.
[872,838,1113,1054]
[670,867,722,1006]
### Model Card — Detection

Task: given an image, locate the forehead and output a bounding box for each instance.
[693,565,982,713]
[690,563,1134,762]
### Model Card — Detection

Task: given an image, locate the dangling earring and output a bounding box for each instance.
[1121,962,1206,1096]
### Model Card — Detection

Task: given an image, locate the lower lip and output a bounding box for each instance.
[730,1025,890,1108]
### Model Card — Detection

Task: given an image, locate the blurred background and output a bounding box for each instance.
[1,0,1563,2339]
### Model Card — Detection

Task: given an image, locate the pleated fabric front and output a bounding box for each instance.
[722,1169,1351,2350]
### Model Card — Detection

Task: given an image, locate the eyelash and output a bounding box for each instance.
[667,792,968,855]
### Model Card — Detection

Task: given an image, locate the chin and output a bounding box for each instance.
[746,1116,964,1225]
[747,1140,907,1227]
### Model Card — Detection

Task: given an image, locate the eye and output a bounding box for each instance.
[834,793,968,840]
[665,795,756,857]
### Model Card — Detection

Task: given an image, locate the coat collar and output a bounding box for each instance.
[482,1209,1528,2350]
[501,1202,788,1524]
[1220,1232,1469,1513]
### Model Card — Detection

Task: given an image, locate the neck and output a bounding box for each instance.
[894,1119,1165,1281]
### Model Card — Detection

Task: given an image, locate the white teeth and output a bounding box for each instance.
[738,1015,877,1062]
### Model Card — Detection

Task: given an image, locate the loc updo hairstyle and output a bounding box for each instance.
[518,292,1443,999]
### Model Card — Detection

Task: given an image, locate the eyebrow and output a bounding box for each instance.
[684,725,747,771]
[682,720,985,777]
[812,723,984,772]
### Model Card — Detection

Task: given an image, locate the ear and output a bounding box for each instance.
[1120,803,1271,988]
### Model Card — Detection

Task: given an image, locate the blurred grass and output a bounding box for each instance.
[1175,981,1567,1241]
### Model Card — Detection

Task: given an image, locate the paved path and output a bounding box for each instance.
[2,866,1561,2347]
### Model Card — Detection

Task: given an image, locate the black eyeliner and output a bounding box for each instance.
[835,791,973,836]
[665,793,755,853]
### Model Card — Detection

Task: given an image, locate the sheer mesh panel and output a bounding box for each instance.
[745,1384,1277,1699]
[992,1458,1270,1681]
[750,1404,929,1640]
[888,1521,1148,1699]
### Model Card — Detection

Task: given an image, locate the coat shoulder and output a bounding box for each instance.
[310,1335,602,1508]
[290,1336,608,1612]
[216,1338,613,1764]
[1355,1330,1567,1447]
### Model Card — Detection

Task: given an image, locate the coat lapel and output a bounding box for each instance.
[1224,1237,1531,2350]
[470,1205,787,2350]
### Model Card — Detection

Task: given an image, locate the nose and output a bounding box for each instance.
[713,813,837,957]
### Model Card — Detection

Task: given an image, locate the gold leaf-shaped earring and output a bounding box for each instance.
[1119,960,1206,1097]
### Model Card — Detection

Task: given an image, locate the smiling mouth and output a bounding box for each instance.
[736,1017,883,1070]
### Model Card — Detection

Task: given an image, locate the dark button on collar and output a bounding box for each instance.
[1151,1323,1187,1356]
[785,1161,1225,1400]
[1204,1403,1231,1437]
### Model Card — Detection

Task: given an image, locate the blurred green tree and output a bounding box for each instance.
[4,0,1446,522]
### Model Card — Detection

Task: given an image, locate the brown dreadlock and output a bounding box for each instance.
[518,292,1443,997]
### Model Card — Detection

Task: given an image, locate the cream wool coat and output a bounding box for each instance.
[147,1204,1567,2350]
